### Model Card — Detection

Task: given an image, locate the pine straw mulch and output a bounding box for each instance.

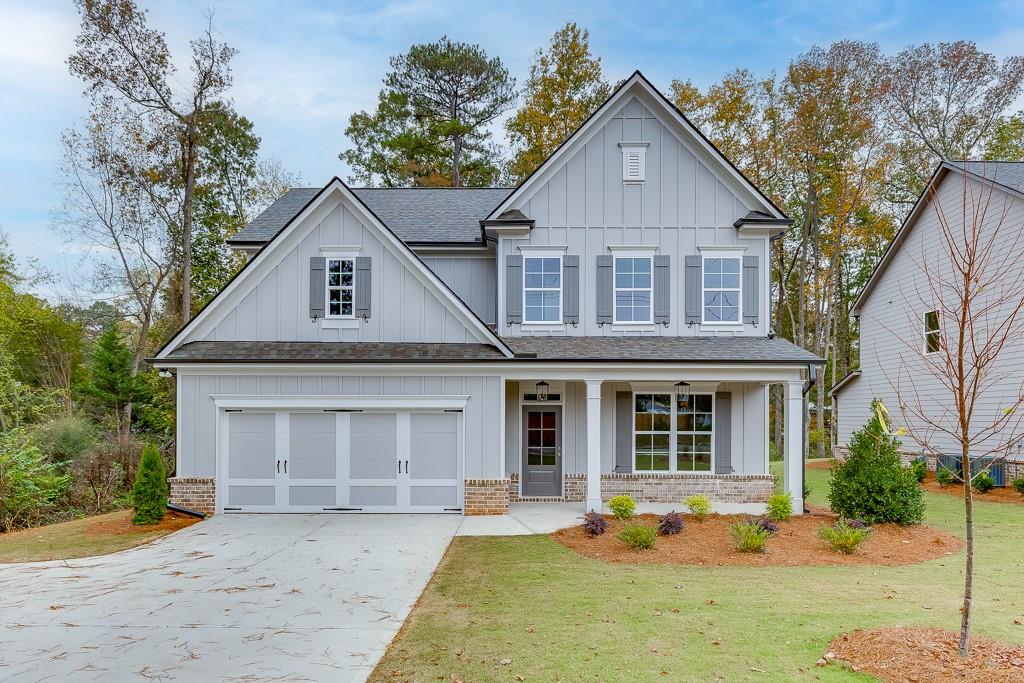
[826,627,1024,682]
[550,513,963,566]
[84,509,201,536]
[921,471,1024,506]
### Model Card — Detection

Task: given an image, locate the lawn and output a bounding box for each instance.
[370,464,1024,682]
[0,510,200,563]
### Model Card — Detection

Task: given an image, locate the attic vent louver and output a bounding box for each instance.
[618,141,650,183]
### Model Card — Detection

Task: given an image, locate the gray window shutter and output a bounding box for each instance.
[653,255,670,325]
[563,255,579,325]
[743,255,759,325]
[685,255,702,324]
[615,391,633,473]
[355,256,372,319]
[596,255,613,325]
[714,392,732,474]
[505,254,522,324]
[309,256,326,319]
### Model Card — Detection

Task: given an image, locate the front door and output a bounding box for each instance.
[522,406,562,497]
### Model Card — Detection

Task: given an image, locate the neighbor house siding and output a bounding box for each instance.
[420,256,496,324]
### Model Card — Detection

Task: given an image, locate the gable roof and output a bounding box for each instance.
[228,187,513,246]
[156,178,514,360]
[485,70,788,223]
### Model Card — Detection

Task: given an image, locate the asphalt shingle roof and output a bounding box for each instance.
[227,187,514,245]
[164,341,508,363]
[948,161,1024,193]
[503,335,823,363]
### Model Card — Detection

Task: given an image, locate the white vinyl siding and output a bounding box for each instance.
[614,257,652,323]
[523,256,562,323]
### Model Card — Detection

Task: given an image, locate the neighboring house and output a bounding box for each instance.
[832,161,1024,482]
[153,71,822,517]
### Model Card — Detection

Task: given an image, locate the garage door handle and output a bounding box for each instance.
[276,460,280,473]
[397,459,401,474]
[404,460,409,474]
[283,460,287,474]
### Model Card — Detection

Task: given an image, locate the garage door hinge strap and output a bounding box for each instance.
[323,507,363,511]
[323,408,363,413]
[444,409,463,413]
[224,409,243,413]
[444,507,463,512]
[224,507,242,511]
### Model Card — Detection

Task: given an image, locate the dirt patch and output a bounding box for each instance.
[84,510,201,537]
[807,457,836,470]
[550,513,962,566]
[827,627,1024,682]
[921,471,1024,506]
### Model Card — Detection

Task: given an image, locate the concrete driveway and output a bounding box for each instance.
[0,514,461,682]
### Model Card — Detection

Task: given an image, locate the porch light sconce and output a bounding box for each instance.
[536,380,550,401]
[675,380,690,407]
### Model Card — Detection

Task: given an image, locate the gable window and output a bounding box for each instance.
[924,310,940,354]
[634,392,714,473]
[702,254,741,324]
[326,258,355,318]
[614,257,652,323]
[524,256,562,323]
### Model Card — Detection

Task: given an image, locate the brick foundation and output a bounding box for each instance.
[168,477,216,516]
[506,471,773,506]
[463,479,510,515]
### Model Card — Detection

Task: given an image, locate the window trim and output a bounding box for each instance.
[923,310,941,355]
[522,252,563,324]
[632,391,715,474]
[324,253,358,319]
[700,250,743,326]
[613,254,654,324]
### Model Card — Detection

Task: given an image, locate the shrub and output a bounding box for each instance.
[1012,476,1024,495]
[33,415,99,463]
[819,520,871,554]
[844,518,869,530]
[766,493,793,521]
[972,470,996,493]
[657,511,685,535]
[768,441,783,462]
[0,429,70,532]
[618,524,657,550]
[608,494,636,520]
[807,428,827,455]
[685,494,712,521]
[131,443,167,525]
[828,401,924,525]
[936,466,956,487]
[730,521,770,553]
[908,457,928,483]
[581,511,609,536]
[755,517,779,535]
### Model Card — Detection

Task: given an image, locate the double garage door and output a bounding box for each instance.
[221,409,463,513]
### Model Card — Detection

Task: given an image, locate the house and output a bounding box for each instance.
[832,161,1024,483]
[152,71,822,517]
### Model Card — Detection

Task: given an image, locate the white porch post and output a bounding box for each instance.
[585,379,603,512]
[784,379,805,515]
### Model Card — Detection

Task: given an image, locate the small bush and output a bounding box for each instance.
[819,520,871,554]
[581,511,609,536]
[768,441,783,462]
[803,480,812,502]
[1012,476,1024,495]
[0,429,71,532]
[33,415,99,463]
[755,517,779,535]
[972,470,996,493]
[844,518,869,530]
[685,494,712,521]
[731,521,770,553]
[766,493,793,521]
[908,458,928,483]
[618,524,657,550]
[657,511,685,536]
[936,466,956,487]
[131,443,167,525]
[608,494,636,520]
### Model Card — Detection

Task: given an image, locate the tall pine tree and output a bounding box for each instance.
[83,325,146,438]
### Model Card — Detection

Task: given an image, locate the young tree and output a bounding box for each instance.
[131,442,167,524]
[82,325,147,439]
[506,23,610,180]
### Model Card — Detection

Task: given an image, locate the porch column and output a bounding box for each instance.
[783,379,805,515]
[585,379,603,512]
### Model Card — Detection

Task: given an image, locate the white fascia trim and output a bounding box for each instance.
[211,394,469,410]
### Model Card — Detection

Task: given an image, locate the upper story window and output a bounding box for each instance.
[618,142,649,183]
[614,257,652,323]
[924,310,940,354]
[702,254,741,324]
[326,257,355,318]
[524,256,561,323]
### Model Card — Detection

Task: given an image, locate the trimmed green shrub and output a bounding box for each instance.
[828,401,924,525]
[618,524,657,550]
[972,470,996,493]
[766,493,793,521]
[131,443,167,525]
[685,494,712,521]
[819,520,871,554]
[1012,476,1024,495]
[936,466,956,487]
[608,494,636,520]
[908,457,928,483]
[730,521,769,553]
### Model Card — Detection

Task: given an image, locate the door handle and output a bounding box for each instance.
[283,460,287,474]
[405,460,409,474]
[277,460,280,473]
[398,459,401,474]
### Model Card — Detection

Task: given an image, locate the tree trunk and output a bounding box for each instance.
[181,124,198,325]
[452,135,463,188]
[959,447,974,657]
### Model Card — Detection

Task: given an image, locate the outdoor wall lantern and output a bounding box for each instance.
[536,380,550,401]
[675,380,691,407]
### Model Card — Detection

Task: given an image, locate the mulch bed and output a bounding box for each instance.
[550,513,963,566]
[921,471,1024,506]
[827,627,1024,682]
[84,509,201,536]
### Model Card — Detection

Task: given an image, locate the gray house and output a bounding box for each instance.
[153,71,821,516]
[833,161,1024,481]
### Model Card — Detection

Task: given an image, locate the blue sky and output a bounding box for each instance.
[3,0,1024,298]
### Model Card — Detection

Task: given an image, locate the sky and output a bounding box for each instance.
[3,0,1024,299]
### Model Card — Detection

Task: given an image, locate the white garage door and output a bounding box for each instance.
[221,409,463,513]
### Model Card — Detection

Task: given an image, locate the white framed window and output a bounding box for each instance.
[702,253,742,324]
[633,392,714,473]
[325,257,355,318]
[924,310,940,354]
[618,142,649,182]
[523,256,562,323]
[614,256,653,323]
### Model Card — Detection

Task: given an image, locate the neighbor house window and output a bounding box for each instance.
[614,257,652,323]
[702,255,741,324]
[326,258,355,317]
[924,310,940,354]
[634,393,714,472]
[523,256,561,323]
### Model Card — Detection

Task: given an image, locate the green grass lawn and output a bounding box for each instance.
[371,463,1024,682]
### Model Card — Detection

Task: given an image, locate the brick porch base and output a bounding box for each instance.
[168,477,216,516]
[504,472,773,507]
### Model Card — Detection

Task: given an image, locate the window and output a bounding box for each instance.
[614,257,652,323]
[634,392,714,473]
[702,255,741,324]
[326,258,355,317]
[924,310,940,354]
[524,256,561,323]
